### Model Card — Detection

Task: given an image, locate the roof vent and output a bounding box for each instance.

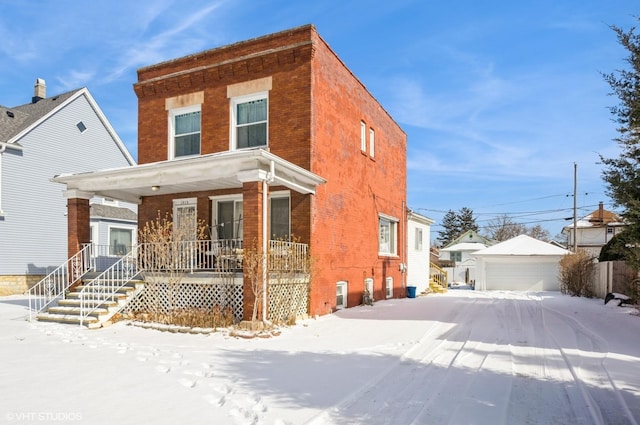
[6,110,14,118]
[32,78,46,103]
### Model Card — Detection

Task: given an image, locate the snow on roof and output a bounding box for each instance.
[440,242,487,252]
[473,234,571,256]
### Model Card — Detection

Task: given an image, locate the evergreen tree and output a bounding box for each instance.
[437,208,478,246]
[600,18,640,269]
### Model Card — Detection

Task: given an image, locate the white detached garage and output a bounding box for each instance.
[474,235,571,291]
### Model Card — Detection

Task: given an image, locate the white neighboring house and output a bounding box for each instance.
[562,202,625,258]
[90,198,138,271]
[406,210,434,294]
[0,79,135,295]
[439,230,493,286]
[474,234,571,291]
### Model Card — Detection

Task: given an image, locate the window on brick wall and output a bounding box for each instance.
[210,195,243,240]
[169,105,201,159]
[369,127,375,158]
[360,121,366,152]
[379,214,398,256]
[270,193,290,240]
[231,93,268,149]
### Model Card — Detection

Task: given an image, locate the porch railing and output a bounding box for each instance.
[268,240,309,272]
[28,244,93,319]
[430,262,448,287]
[79,248,139,326]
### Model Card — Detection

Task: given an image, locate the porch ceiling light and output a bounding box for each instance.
[151,185,160,191]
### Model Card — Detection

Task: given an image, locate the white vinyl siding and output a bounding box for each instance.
[0,92,133,275]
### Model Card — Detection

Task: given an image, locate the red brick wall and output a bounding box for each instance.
[309,32,407,315]
[133,25,406,318]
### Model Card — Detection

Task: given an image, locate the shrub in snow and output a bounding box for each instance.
[559,249,596,297]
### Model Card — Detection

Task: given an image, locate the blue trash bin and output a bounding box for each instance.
[406,286,417,298]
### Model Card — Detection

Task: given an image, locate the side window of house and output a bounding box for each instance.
[415,228,423,251]
[232,93,268,149]
[210,196,243,240]
[170,106,201,158]
[360,121,366,152]
[369,127,375,158]
[379,214,398,255]
[109,227,133,256]
[450,251,462,262]
[336,281,348,309]
[270,195,290,240]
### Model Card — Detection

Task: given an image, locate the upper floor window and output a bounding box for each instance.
[232,93,268,149]
[169,105,201,159]
[450,251,462,262]
[360,121,367,152]
[369,128,375,158]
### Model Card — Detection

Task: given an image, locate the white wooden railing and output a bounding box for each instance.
[28,244,93,319]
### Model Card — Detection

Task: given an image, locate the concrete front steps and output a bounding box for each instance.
[36,279,144,329]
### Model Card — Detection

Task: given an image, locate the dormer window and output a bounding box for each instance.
[76,121,87,133]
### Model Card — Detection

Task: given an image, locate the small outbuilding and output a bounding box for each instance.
[473,235,571,291]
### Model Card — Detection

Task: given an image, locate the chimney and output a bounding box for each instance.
[599,201,604,222]
[32,78,46,103]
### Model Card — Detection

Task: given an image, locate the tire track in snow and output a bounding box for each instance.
[540,299,639,425]
[305,294,493,425]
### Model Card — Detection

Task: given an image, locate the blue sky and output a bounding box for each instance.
[0,0,636,239]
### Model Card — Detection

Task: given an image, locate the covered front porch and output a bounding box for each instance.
[50,148,325,323]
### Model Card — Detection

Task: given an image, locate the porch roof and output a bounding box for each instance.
[52,148,326,204]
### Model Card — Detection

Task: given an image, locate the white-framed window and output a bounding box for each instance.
[364,277,374,300]
[386,277,393,299]
[379,214,398,256]
[336,281,348,309]
[109,226,133,256]
[169,105,201,159]
[607,227,614,235]
[210,195,243,240]
[231,92,268,150]
[369,127,375,157]
[360,121,366,152]
[450,251,462,262]
[270,192,290,240]
[415,228,423,251]
[173,198,198,241]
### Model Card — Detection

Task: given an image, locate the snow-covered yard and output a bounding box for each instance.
[1,290,639,425]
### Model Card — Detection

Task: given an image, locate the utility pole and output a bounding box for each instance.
[573,162,578,252]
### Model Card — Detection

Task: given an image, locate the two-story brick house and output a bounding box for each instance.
[50,25,407,322]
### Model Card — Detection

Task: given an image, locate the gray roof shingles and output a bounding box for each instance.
[0,89,82,143]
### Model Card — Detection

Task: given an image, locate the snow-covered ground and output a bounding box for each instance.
[1,290,639,425]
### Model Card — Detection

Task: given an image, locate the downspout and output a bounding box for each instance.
[262,160,275,322]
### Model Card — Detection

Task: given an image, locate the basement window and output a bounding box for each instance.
[76,121,87,133]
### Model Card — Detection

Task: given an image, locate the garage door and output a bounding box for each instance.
[485,261,560,291]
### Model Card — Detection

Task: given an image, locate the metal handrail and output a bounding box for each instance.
[79,248,139,326]
[28,244,93,320]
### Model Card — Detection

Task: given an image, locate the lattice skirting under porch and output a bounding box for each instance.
[268,277,310,322]
[125,278,244,322]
